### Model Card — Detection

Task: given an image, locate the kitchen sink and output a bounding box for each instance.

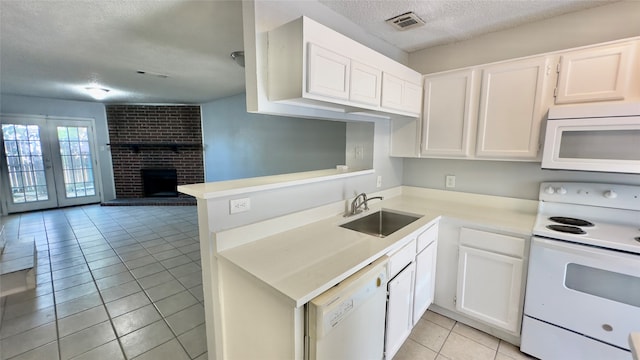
[340,210,421,237]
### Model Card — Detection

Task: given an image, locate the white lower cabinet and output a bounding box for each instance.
[433,221,528,342]
[455,228,525,334]
[385,261,415,360]
[413,224,438,325]
[456,246,523,332]
[384,222,439,359]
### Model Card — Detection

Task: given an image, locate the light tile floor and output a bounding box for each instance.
[1,204,536,360]
[0,205,206,360]
[394,310,536,360]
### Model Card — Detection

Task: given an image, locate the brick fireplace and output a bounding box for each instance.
[106,105,204,198]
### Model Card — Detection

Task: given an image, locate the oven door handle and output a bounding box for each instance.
[532,236,640,271]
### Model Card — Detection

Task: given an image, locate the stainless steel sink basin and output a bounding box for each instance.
[340,210,421,237]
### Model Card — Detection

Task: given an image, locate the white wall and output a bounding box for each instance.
[0,94,116,202]
[201,93,348,182]
[404,1,640,200]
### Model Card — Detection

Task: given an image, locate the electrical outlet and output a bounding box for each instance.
[229,198,251,214]
[376,176,382,188]
[445,175,456,188]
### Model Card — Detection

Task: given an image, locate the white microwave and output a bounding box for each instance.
[541,103,640,174]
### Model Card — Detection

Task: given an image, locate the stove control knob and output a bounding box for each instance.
[604,190,617,199]
[556,187,567,195]
[544,186,555,194]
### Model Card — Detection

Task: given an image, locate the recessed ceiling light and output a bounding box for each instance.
[85,86,109,100]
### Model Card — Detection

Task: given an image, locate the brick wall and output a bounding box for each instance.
[106,105,204,198]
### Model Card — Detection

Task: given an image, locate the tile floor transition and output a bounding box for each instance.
[0,204,536,360]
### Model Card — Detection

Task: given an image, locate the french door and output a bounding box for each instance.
[1,115,102,213]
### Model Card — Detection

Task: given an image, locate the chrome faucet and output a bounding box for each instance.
[349,193,383,216]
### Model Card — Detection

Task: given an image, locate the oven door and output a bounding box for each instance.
[541,116,640,173]
[525,236,640,350]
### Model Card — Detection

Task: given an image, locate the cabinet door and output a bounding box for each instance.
[382,73,422,115]
[476,57,549,159]
[456,245,523,333]
[422,70,476,157]
[307,43,350,100]
[413,241,437,325]
[350,60,382,106]
[556,43,633,104]
[385,262,415,360]
[403,81,423,114]
[381,73,404,110]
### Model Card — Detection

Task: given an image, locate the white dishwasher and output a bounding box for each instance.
[306,256,389,360]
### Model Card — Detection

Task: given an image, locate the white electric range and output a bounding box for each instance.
[521,182,640,360]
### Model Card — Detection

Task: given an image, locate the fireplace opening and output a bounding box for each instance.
[141,168,178,197]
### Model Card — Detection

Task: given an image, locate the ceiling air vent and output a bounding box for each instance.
[386,11,425,31]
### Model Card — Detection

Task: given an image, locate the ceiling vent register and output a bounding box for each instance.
[385,11,426,31]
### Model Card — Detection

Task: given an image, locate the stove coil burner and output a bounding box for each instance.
[546,224,587,235]
[549,217,594,227]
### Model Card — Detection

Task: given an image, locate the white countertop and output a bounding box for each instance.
[218,187,537,307]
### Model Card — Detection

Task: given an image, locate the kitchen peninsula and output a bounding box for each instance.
[179,172,536,360]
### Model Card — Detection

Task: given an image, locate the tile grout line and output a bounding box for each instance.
[42,217,62,360]
[50,209,109,360]
[1,206,204,360]
[73,207,131,360]
[81,206,199,359]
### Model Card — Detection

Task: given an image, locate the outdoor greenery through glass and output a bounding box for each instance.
[2,124,49,203]
[57,126,96,198]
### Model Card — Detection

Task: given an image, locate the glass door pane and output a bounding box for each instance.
[1,117,57,212]
[49,118,101,207]
[57,126,96,198]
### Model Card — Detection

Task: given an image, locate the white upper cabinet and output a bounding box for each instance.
[404,81,423,114]
[476,57,550,159]
[417,57,551,161]
[268,17,422,118]
[382,73,422,114]
[421,69,477,157]
[307,44,350,100]
[555,42,636,104]
[350,60,382,106]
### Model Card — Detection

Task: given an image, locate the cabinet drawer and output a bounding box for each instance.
[459,228,524,258]
[388,239,416,278]
[417,223,438,253]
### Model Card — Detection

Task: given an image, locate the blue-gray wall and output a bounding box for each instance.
[403,159,640,200]
[201,93,347,182]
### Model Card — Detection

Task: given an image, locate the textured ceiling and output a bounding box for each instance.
[0,0,245,104]
[319,0,617,52]
[0,0,618,104]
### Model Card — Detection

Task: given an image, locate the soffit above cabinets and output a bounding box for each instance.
[318,0,617,52]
